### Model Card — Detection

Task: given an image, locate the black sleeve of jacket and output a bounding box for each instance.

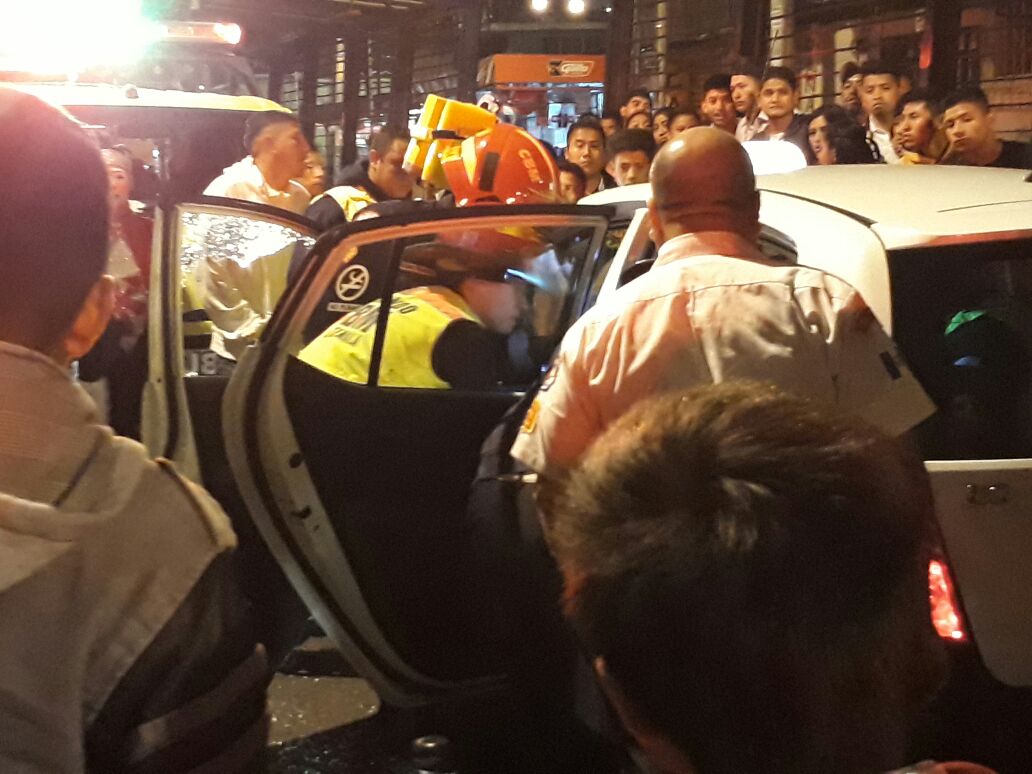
[305,196,347,234]
[432,320,506,390]
[85,553,270,773]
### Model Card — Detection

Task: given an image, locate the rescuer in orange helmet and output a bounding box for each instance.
[300,116,564,390]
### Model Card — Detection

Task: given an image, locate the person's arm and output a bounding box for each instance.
[509,324,601,477]
[432,320,505,390]
[85,553,269,773]
[830,289,936,436]
[305,196,347,233]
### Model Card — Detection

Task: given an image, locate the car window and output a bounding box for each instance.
[179,206,315,374]
[891,239,1032,460]
[295,222,601,390]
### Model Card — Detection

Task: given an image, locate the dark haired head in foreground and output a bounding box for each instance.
[546,382,947,774]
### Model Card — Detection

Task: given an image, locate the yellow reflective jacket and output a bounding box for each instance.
[300,286,481,388]
[314,185,378,223]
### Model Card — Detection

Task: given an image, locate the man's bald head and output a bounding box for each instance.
[648,127,760,244]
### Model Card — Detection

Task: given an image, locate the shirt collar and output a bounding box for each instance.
[655,230,767,268]
[869,116,890,137]
[243,156,297,201]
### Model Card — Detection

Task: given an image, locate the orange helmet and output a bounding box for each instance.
[441,123,559,207]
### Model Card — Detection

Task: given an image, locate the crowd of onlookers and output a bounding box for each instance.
[553,60,1031,202]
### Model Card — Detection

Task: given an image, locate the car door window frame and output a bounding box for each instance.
[146,196,316,472]
[222,205,614,705]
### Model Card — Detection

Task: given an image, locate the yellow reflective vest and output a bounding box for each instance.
[300,286,481,388]
[314,185,378,222]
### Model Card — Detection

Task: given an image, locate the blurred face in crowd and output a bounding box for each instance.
[700,89,736,132]
[298,151,326,196]
[730,74,760,117]
[670,112,699,135]
[558,170,586,203]
[808,115,836,165]
[626,111,652,131]
[600,116,620,137]
[897,101,936,153]
[942,101,994,157]
[861,73,901,124]
[565,127,606,178]
[104,159,132,212]
[611,150,651,187]
[760,77,797,120]
[840,74,862,114]
[369,138,413,199]
[259,121,310,179]
[621,94,652,121]
[653,112,670,146]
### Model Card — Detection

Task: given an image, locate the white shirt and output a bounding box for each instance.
[869,117,901,164]
[204,156,311,214]
[511,231,934,476]
[736,111,768,142]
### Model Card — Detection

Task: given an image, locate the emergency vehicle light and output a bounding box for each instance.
[929,559,967,642]
[159,22,243,47]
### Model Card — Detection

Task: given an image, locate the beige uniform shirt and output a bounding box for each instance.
[204,156,311,215]
[511,231,934,476]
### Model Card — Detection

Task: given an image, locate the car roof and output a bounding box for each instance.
[2,81,288,113]
[583,166,1032,248]
[758,165,1032,246]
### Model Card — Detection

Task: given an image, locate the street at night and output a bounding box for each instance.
[2,0,1032,772]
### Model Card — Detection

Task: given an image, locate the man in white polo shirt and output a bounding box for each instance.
[204,110,311,214]
[511,127,934,478]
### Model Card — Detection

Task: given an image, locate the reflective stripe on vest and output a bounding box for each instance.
[299,286,481,388]
[314,186,378,222]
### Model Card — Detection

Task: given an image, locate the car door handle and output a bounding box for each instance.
[966,484,1010,506]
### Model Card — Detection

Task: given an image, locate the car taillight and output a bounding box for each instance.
[929,559,967,642]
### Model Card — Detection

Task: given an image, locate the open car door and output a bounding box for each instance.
[220,204,613,707]
[143,196,317,482]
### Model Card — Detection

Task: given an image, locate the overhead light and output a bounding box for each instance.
[530,0,549,12]
[567,0,587,13]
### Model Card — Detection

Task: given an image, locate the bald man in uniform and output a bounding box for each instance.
[511,127,935,478]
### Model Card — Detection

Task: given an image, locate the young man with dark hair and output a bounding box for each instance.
[858,60,903,163]
[0,88,268,772]
[619,88,653,125]
[756,65,813,161]
[699,73,737,133]
[544,382,972,774]
[731,61,766,141]
[838,60,864,121]
[607,129,656,186]
[205,109,312,212]
[600,109,621,138]
[557,160,587,203]
[895,90,946,164]
[306,124,414,230]
[565,116,612,195]
[669,107,701,136]
[941,86,1032,169]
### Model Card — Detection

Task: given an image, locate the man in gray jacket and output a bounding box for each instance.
[0,89,269,772]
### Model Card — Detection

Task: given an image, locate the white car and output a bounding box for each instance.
[136,164,1032,769]
[585,165,1032,770]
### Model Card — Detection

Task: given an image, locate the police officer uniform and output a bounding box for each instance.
[300,285,504,389]
[512,230,935,477]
